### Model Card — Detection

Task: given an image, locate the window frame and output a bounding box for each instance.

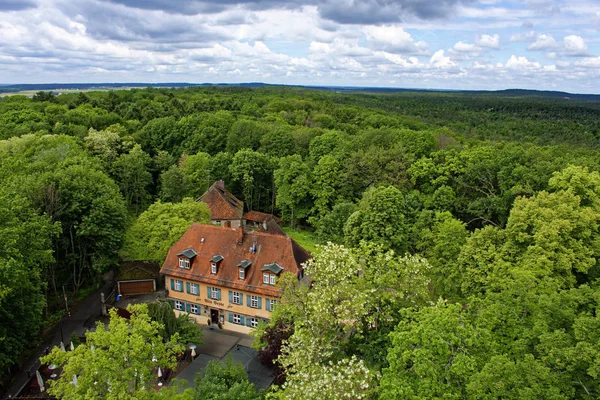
[232,291,242,305]
[239,269,245,280]
[190,304,199,314]
[174,279,183,292]
[211,263,217,274]
[263,273,269,284]
[175,300,183,311]
[233,314,241,324]
[269,274,276,285]
[210,287,219,300]
[179,257,190,269]
[250,295,259,308]
[250,317,259,328]
[190,283,199,295]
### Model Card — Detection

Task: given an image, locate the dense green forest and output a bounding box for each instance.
[2,86,600,398]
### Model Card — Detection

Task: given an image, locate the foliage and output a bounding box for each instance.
[0,191,57,372]
[40,305,184,399]
[121,198,210,262]
[147,300,203,346]
[193,357,263,400]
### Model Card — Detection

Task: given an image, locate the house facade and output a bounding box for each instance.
[160,223,310,333]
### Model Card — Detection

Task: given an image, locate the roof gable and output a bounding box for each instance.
[197,181,244,220]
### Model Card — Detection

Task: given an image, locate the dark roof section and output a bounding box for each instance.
[261,263,284,275]
[210,254,224,263]
[160,224,311,296]
[243,211,282,224]
[237,259,252,269]
[177,248,197,259]
[197,181,244,220]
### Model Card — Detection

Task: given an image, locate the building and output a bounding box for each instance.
[198,181,283,234]
[160,223,311,333]
[197,180,244,228]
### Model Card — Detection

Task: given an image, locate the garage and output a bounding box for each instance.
[118,279,156,295]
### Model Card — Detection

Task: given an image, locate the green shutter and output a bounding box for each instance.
[169,299,175,309]
[228,291,232,303]
[186,282,190,294]
[266,299,271,312]
[246,317,252,327]
[257,297,262,309]
[240,316,245,325]
[246,295,251,307]
[207,286,211,298]
[170,279,175,290]
[228,313,233,323]
[186,303,191,313]
[217,289,221,301]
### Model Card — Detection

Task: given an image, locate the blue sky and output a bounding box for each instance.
[1,0,600,93]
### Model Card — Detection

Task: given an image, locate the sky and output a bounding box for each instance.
[1,0,600,93]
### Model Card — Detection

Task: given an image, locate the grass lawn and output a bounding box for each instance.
[282,226,320,255]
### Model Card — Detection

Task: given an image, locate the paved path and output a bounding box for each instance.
[2,282,113,399]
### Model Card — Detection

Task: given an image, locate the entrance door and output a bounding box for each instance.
[210,309,219,324]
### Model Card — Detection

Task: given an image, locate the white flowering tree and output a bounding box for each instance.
[262,242,432,398]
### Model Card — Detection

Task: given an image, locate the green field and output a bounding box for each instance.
[282,227,320,255]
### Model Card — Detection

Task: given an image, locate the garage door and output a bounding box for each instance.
[119,279,155,295]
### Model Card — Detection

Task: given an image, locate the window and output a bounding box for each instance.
[179,257,190,269]
[266,299,277,312]
[250,317,259,328]
[263,273,275,285]
[174,279,183,292]
[232,291,242,305]
[210,287,220,300]
[250,295,259,308]
[239,269,245,280]
[233,314,241,324]
[190,283,199,295]
[190,304,199,314]
[211,263,217,274]
[175,300,183,311]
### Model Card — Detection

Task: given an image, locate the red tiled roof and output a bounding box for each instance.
[243,210,282,224]
[197,181,244,220]
[160,224,311,296]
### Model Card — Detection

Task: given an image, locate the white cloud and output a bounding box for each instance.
[430,50,455,68]
[563,35,588,56]
[506,55,541,70]
[476,34,500,49]
[527,34,556,50]
[453,41,479,53]
[576,57,600,68]
[362,25,428,54]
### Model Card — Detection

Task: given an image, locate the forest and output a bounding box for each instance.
[1,86,600,398]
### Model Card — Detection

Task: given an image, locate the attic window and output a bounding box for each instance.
[261,263,283,286]
[237,260,252,280]
[179,258,190,269]
[210,254,223,275]
[176,248,196,269]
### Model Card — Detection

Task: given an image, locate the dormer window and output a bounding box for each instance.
[261,263,283,285]
[210,254,223,274]
[176,248,197,269]
[236,260,252,281]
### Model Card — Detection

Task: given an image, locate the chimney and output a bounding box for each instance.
[215,180,225,190]
[237,226,244,244]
